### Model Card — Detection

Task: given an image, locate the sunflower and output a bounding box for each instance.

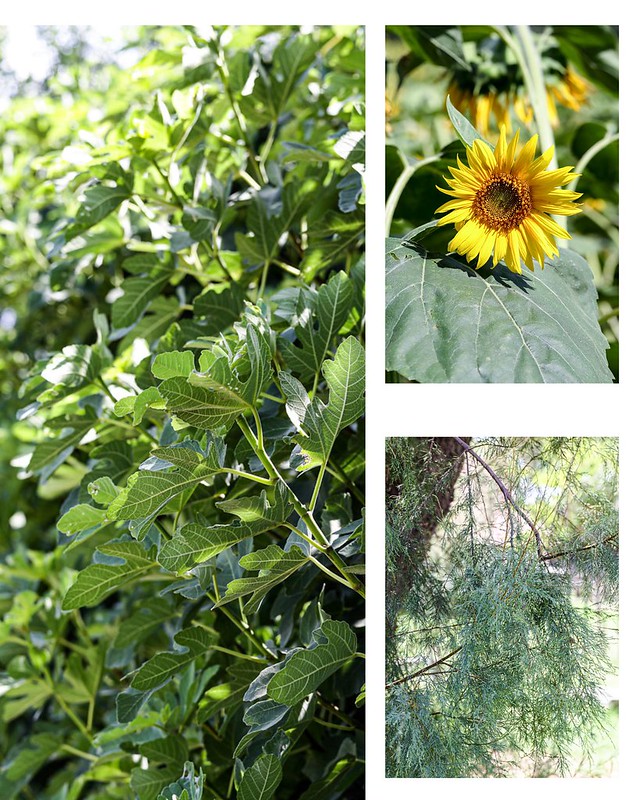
[436,126,582,274]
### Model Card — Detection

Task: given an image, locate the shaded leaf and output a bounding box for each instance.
[131,627,215,692]
[5,733,61,781]
[159,484,291,573]
[130,766,172,800]
[112,268,171,330]
[298,758,362,799]
[193,282,245,333]
[115,688,154,724]
[108,453,220,524]
[113,597,176,649]
[139,734,189,769]
[217,545,309,614]
[385,239,613,383]
[238,753,282,800]
[280,271,354,382]
[236,181,314,265]
[243,698,289,734]
[29,418,95,478]
[267,620,357,705]
[69,181,131,237]
[302,211,364,278]
[390,25,470,71]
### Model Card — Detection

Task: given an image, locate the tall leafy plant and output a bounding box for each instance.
[1,26,365,799]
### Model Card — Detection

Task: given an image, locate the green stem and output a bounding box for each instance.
[151,157,185,209]
[237,414,365,599]
[212,643,267,663]
[103,417,159,446]
[257,259,271,300]
[259,120,279,169]
[308,554,355,590]
[96,376,118,405]
[309,463,327,514]
[568,132,619,193]
[212,44,265,185]
[223,468,274,486]
[156,519,173,542]
[312,716,355,732]
[273,259,302,277]
[514,26,557,166]
[191,622,267,663]
[262,392,285,404]
[202,236,234,283]
[61,744,98,762]
[385,155,442,236]
[208,592,274,660]
[237,414,326,546]
[52,687,93,742]
[87,694,95,732]
[238,169,261,191]
[326,460,365,505]
[282,522,322,552]
[317,695,363,729]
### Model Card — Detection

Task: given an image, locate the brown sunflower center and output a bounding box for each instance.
[472,173,532,233]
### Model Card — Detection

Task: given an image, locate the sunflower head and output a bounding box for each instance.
[436,126,582,274]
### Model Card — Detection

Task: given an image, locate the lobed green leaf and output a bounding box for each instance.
[237,753,282,800]
[267,620,357,706]
[282,336,365,471]
[62,541,156,610]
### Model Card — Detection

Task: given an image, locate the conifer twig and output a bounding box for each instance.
[385,646,462,688]
[540,534,618,562]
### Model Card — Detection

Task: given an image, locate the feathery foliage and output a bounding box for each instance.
[386,437,618,777]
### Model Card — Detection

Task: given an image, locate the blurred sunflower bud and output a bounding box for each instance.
[446,34,590,139]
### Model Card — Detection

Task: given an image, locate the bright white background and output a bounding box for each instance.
[1,3,635,797]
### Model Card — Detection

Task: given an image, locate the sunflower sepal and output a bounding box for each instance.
[446,95,492,150]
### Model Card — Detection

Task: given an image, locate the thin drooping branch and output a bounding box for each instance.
[454,438,546,560]
[540,534,618,562]
[385,646,462,689]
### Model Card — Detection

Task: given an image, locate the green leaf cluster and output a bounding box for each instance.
[1,25,364,799]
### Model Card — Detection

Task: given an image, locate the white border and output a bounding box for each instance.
[1,4,635,796]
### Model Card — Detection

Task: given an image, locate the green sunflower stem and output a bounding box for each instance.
[385,154,443,236]
[514,26,558,166]
[568,131,619,194]
[501,26,568,239]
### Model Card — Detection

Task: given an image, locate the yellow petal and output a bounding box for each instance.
[513,134,539,174]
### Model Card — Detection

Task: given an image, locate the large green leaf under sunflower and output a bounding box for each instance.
[385,238,613,383]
